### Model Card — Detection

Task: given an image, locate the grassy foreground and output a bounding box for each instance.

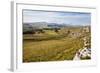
[23,27,90,62]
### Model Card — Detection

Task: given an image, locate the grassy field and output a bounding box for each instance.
[23,27,90,62]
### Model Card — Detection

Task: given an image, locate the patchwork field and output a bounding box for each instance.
[23,26,91,62]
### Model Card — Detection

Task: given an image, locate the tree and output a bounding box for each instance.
[54,28,59,33]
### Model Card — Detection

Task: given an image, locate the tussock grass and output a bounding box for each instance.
[23,27,90,62]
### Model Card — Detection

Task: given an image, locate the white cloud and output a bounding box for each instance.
[23,10,91,25]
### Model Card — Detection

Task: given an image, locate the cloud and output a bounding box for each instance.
[23,10,91,25]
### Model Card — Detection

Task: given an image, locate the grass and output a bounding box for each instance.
[23,27,90,62]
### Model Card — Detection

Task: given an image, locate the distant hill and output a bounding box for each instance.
[23,22,67,29]
[23,22,90,32]
[30,22,48,29]
[23,23,33,32]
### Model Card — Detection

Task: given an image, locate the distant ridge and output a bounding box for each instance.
[23,22,90,32]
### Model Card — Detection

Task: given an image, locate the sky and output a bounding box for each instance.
[23,10,91,26]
